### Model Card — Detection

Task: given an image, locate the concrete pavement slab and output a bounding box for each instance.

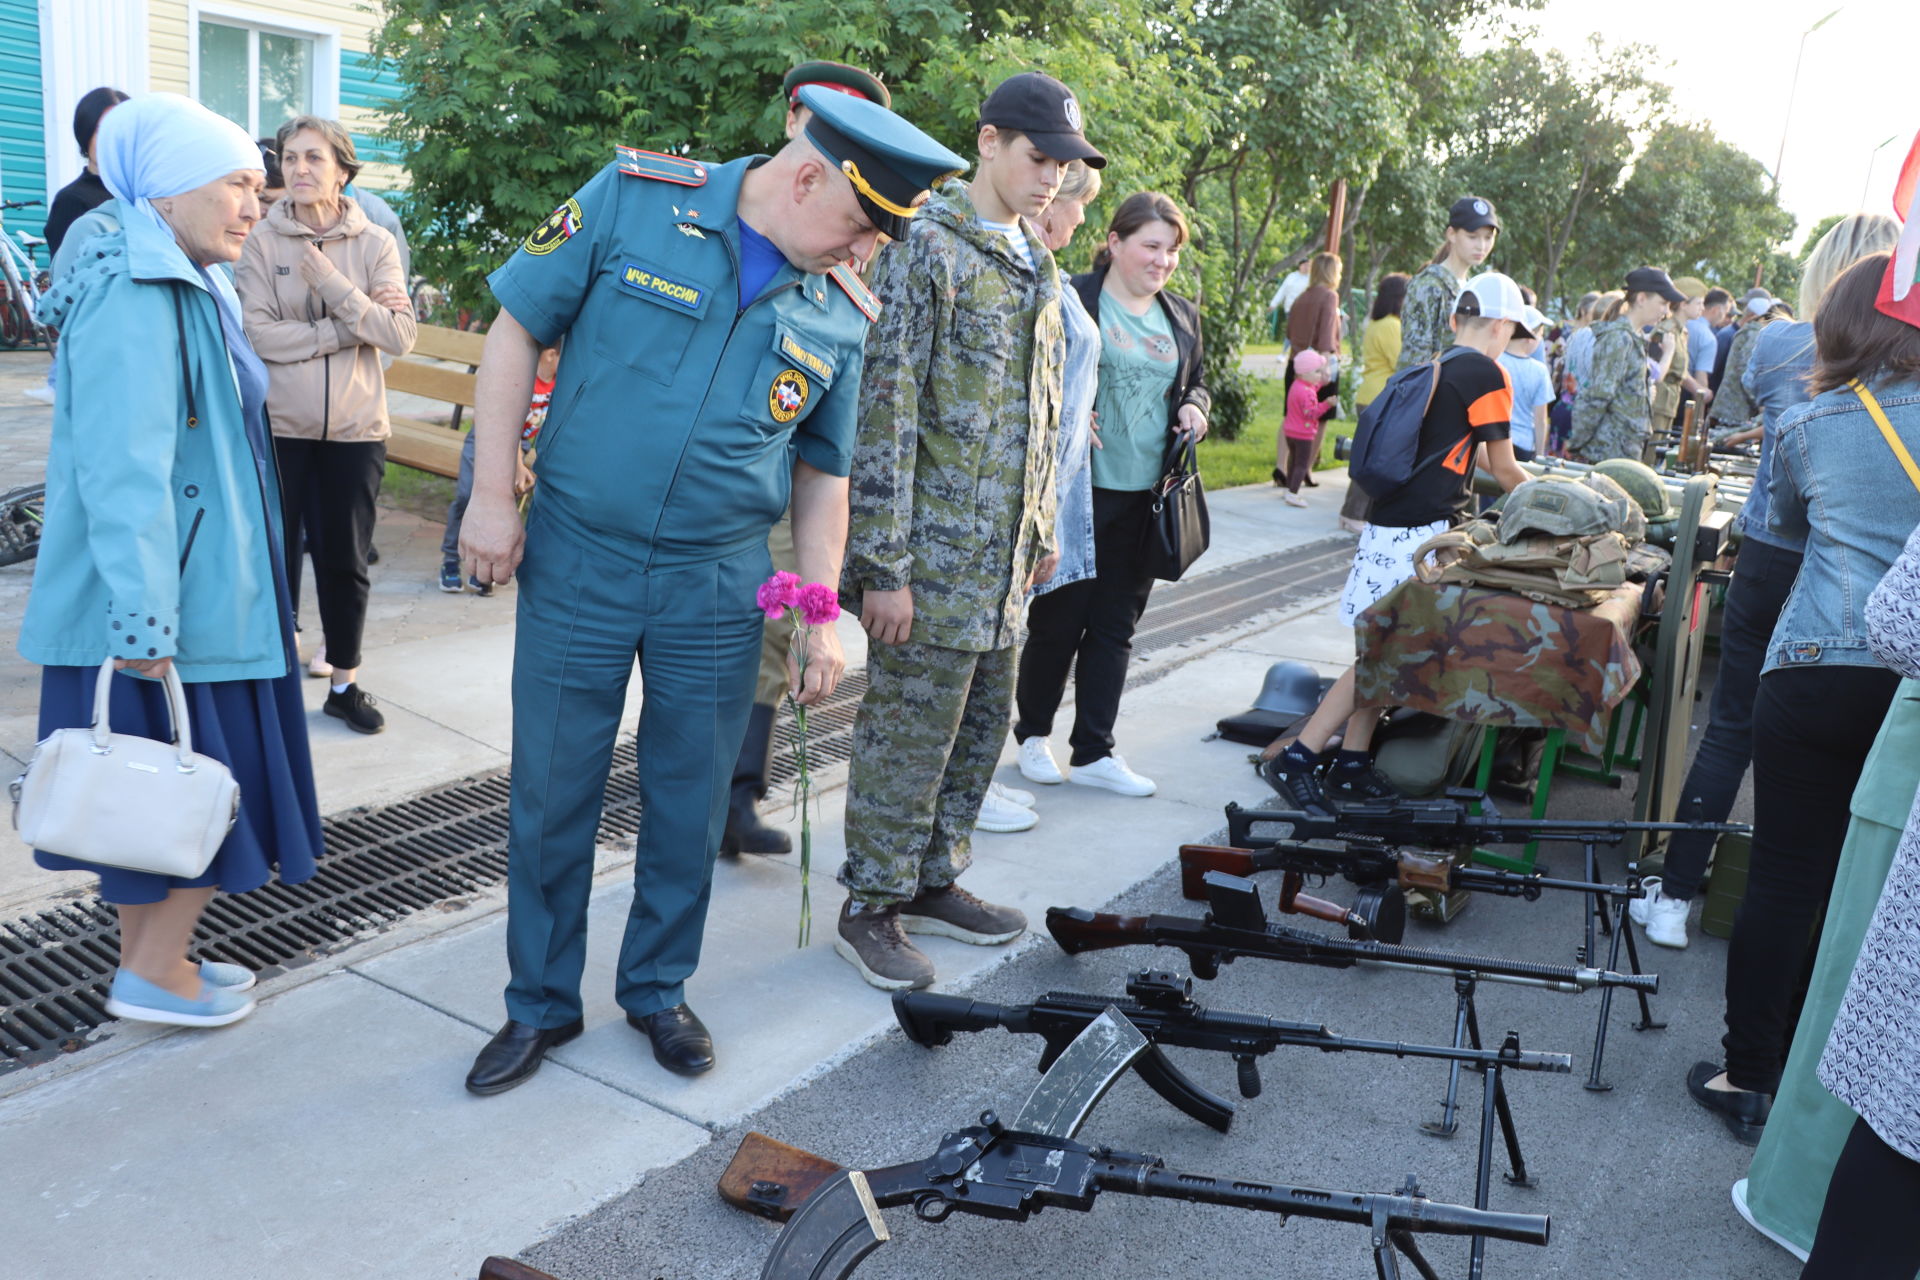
[1,971,707,1280]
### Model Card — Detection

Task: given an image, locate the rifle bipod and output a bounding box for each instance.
[1576,836,1665,1091]
[1416,974,1538,1280]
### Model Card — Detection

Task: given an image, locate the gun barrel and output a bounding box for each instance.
[1321,931,1658,993]
[1452,866,1644,900]
[1102,1162,1549,1246]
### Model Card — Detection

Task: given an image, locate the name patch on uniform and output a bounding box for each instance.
[778,334,833,382]
[620,263,704,311]
[769,369,810,424]
[524,198,584,256]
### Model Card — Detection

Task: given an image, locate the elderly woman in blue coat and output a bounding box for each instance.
[20,94,323,1029]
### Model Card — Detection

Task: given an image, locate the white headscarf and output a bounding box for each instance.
[95,92,263,237]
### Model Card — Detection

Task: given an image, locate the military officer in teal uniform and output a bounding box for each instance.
[460,89,967,1094]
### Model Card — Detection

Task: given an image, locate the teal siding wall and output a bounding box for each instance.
[341,50,404,178]
[0,0,47,255]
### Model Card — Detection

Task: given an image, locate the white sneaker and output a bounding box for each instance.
[307,645,333,680]
[990,780,1037,808]
[22,384,54,404]
[1628,877,1690,949]
[1731,1179,1809,1262]
[975,787,1039,833]
[1018,736,1065,785]
[1283,492,1308,508]
[1068,753,1156,797]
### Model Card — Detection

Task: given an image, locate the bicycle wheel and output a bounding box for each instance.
[0,287,23,350]
[0,484,45,566]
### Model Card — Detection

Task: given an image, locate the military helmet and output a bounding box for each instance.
[1589,457,1673,521]
[1497,471,1646,545]
[1252,661,1326,720]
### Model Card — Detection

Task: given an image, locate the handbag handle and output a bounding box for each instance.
[88,658,199,771]
[1154,432,1200,510]
[1851,378,1920,495]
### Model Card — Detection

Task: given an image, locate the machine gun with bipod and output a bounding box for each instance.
[720,1011,1553,1280]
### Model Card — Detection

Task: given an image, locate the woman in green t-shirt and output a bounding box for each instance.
[1014,193,1210,798]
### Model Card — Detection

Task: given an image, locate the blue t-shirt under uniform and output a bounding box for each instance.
[1498,349,1553,454]
[736,219,786,308]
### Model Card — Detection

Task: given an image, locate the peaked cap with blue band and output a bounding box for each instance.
[798,85,968,242]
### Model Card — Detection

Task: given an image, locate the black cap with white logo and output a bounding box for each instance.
[978,72,1106,169]
[1448,195,1500,231]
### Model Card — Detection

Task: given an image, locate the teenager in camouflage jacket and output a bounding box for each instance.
[842,178,1063,648]
[1567,315,1654,463]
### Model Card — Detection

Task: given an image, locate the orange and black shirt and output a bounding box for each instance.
[1368,349,1514,529]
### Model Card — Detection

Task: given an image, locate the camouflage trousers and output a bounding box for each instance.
[839,640,1015,905]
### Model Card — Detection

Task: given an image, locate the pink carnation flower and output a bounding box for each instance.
[756,571,802,620]
[796,582,842,627]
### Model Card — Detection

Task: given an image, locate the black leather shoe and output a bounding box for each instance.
[465,1018,584,1096]
[628,1003,715,1076]
[1686,1061,1771,1145]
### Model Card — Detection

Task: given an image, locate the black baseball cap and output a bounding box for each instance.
[1624,267,1687,304]
[978,72,1106,168]
[1448,195,1500,231]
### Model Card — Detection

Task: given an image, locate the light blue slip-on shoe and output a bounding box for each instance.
[198,960,257,992]
[104,969,255,1028]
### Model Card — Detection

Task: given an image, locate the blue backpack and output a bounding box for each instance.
[1348,346,1477,499]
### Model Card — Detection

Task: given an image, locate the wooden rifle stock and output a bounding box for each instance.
[478,1259,563,1280]
[720,1131,848,1222]
[1046,906,1148,954]
[1177,846,1353,928]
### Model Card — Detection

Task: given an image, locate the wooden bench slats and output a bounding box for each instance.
[382,323,480,479]
[385,359,480,409]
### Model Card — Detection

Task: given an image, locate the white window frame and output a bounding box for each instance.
[187,2,341,137]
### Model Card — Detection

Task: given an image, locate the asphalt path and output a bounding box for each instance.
[516,661,1795,1280]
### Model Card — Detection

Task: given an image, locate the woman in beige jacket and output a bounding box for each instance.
[236,115,415,734]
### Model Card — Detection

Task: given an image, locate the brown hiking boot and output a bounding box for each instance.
[834,898,935,991]
[900,883,1026,945]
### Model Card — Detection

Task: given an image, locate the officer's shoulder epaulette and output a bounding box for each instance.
[829,263,880,323]
[615,145,710,188]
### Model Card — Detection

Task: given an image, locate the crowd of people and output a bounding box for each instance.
[16,60,1920,1279]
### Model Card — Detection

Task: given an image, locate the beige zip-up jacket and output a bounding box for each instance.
[235,196,416,442]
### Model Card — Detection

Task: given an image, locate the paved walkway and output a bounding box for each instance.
[0,349,1397,1278]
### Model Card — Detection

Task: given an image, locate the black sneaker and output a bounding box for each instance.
[439,563,463,593]
[324,684,386,734]
[1256,753,1333,816]
[468,575,493,598]
[1326,764,1400,805]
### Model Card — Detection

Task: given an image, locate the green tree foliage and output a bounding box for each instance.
[371,0,1206,313]
[1573,123,1795,293]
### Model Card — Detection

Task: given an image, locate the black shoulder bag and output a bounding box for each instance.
[1142,432,1209,582]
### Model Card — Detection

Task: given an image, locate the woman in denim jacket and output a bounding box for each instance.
[1688,250,1920,1143]
[1636,215,1899,948]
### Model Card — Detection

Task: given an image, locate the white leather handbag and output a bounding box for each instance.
[11,659,240,877]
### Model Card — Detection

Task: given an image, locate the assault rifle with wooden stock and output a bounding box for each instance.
[1046,871,1659,996]
[1177,842,1640,944]
[892,968,1572,1133]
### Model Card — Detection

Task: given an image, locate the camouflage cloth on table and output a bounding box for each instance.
[1650,315,1688,436]
[1566,317,1651,464]
[1353,579,1645,753]
[841,179,1064,652]
[1706,321,1768,435]
[1394,261,1462,373]
[838,640,1015,905]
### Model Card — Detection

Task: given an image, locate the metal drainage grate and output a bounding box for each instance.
[0,537,1354,1073]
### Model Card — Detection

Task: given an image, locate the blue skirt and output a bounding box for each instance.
[31,663,324,905]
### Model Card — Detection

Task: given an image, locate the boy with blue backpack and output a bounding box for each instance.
[1260,273,1533,811]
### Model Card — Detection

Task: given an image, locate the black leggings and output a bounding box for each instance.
[1800,1117,1920,1279]
[273,437,385,672]
[1722,663,1899,1093]
[1015,488,1156,766]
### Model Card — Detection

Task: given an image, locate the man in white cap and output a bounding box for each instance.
[1258,273,1534,813]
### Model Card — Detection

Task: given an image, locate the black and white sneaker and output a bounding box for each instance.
[1326,764,1400,805]
[1256,753,1333,816]
[324,684,386,734]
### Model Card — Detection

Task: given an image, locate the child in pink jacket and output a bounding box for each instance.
[1277,349,1335,506]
